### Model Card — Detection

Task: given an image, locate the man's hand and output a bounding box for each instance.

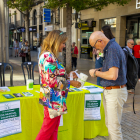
[68,71,78,79]
[70,81,81,88]
[89,69,97,78]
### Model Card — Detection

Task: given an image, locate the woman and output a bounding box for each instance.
[37,42,42,60]
[95,25,115,86]
[21,41,29,62]
[14,39,19,57]
[36,30,81,140]
[133,39,140,81]
[71,42,78,70]
[95,50,103,86]
[101,25,115,39]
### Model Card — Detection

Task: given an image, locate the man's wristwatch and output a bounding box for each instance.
[94,68,101,77]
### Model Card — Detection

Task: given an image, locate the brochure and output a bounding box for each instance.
[70,88,82,92]
[3,94,14,99]
[13,93,24,97]
[82,85,103,93]
[22,92,33,97]
[0,87,10,92]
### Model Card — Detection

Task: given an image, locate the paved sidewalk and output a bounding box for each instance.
[5,51,140,140]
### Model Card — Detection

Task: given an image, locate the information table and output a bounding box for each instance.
[0,83,108,140]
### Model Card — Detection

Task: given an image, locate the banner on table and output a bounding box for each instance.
[0,100,21,138]
[84,93,101,121]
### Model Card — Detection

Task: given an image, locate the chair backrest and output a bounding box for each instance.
[21,61,39,85]
[0,62,13,87]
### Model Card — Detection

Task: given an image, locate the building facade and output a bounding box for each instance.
[74,0,140,60]
[9,0,140,60]
[9,2,60,50]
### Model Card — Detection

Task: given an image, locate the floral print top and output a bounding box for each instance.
[38,51,70,119]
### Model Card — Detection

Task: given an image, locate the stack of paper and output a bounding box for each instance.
[82,86,103,93]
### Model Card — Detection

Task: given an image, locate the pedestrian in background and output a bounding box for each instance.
[37,42,42,60]
[71,42,78,70]
[89,31,127,140]
[95,50,103,86]
[14,39,19,57]
[101,25,115,39]
[62,46,66,67]
[92,48,97,59]
[133,39,140,82]
[21,41,29,62]
[36,30,81,140]
[124,39,134,54]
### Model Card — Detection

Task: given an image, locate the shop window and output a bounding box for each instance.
[33,10,37,25]
[101,18,116,37]
[126,17,138,45]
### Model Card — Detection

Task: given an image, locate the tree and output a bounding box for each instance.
[7,0,43,45]
[44,0,130,73]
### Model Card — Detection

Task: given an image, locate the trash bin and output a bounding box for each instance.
[9,47,13,57]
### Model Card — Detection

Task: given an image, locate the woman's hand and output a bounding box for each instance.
[70,80,81,88]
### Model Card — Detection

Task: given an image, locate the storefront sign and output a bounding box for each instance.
[29,26,37,32]
[75,21,96,29]
[17,27,25,33]
[0,100,21,138]
[84,93,101,121]
[136,0,140,9]
[20,28,25,32]
[45,25,53,31]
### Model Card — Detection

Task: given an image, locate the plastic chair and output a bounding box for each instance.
[21,61,39,85]
[0,62,13,86]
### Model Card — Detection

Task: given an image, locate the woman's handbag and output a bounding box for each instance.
[19,51,26,57]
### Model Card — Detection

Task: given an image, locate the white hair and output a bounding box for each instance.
[127,39,133,44]
[136,39,140,44]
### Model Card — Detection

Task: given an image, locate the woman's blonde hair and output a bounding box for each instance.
[136,39,140,45]
[40,30,67,58]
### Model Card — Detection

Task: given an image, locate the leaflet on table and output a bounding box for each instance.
[82,85,103,93]
[0,100,21,138]
[69,88,82,92]
[84,93,101,121]
[0,87,10,92]
[22,92,33,97]
[13,93,24,97]
[3,94,14,99]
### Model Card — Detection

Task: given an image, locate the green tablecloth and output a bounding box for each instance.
[0,83,108,140]
[0,85,85,140]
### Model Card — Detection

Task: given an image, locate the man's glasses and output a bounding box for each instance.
[129,43,134,45]
[92,39,102,48]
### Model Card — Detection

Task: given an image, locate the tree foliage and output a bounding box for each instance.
[45,0,131,11]
[7,0,36,15]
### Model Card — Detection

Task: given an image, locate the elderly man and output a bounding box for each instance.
[124,39,134,54]
[89,31,128,140]
[124,39,134,94]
